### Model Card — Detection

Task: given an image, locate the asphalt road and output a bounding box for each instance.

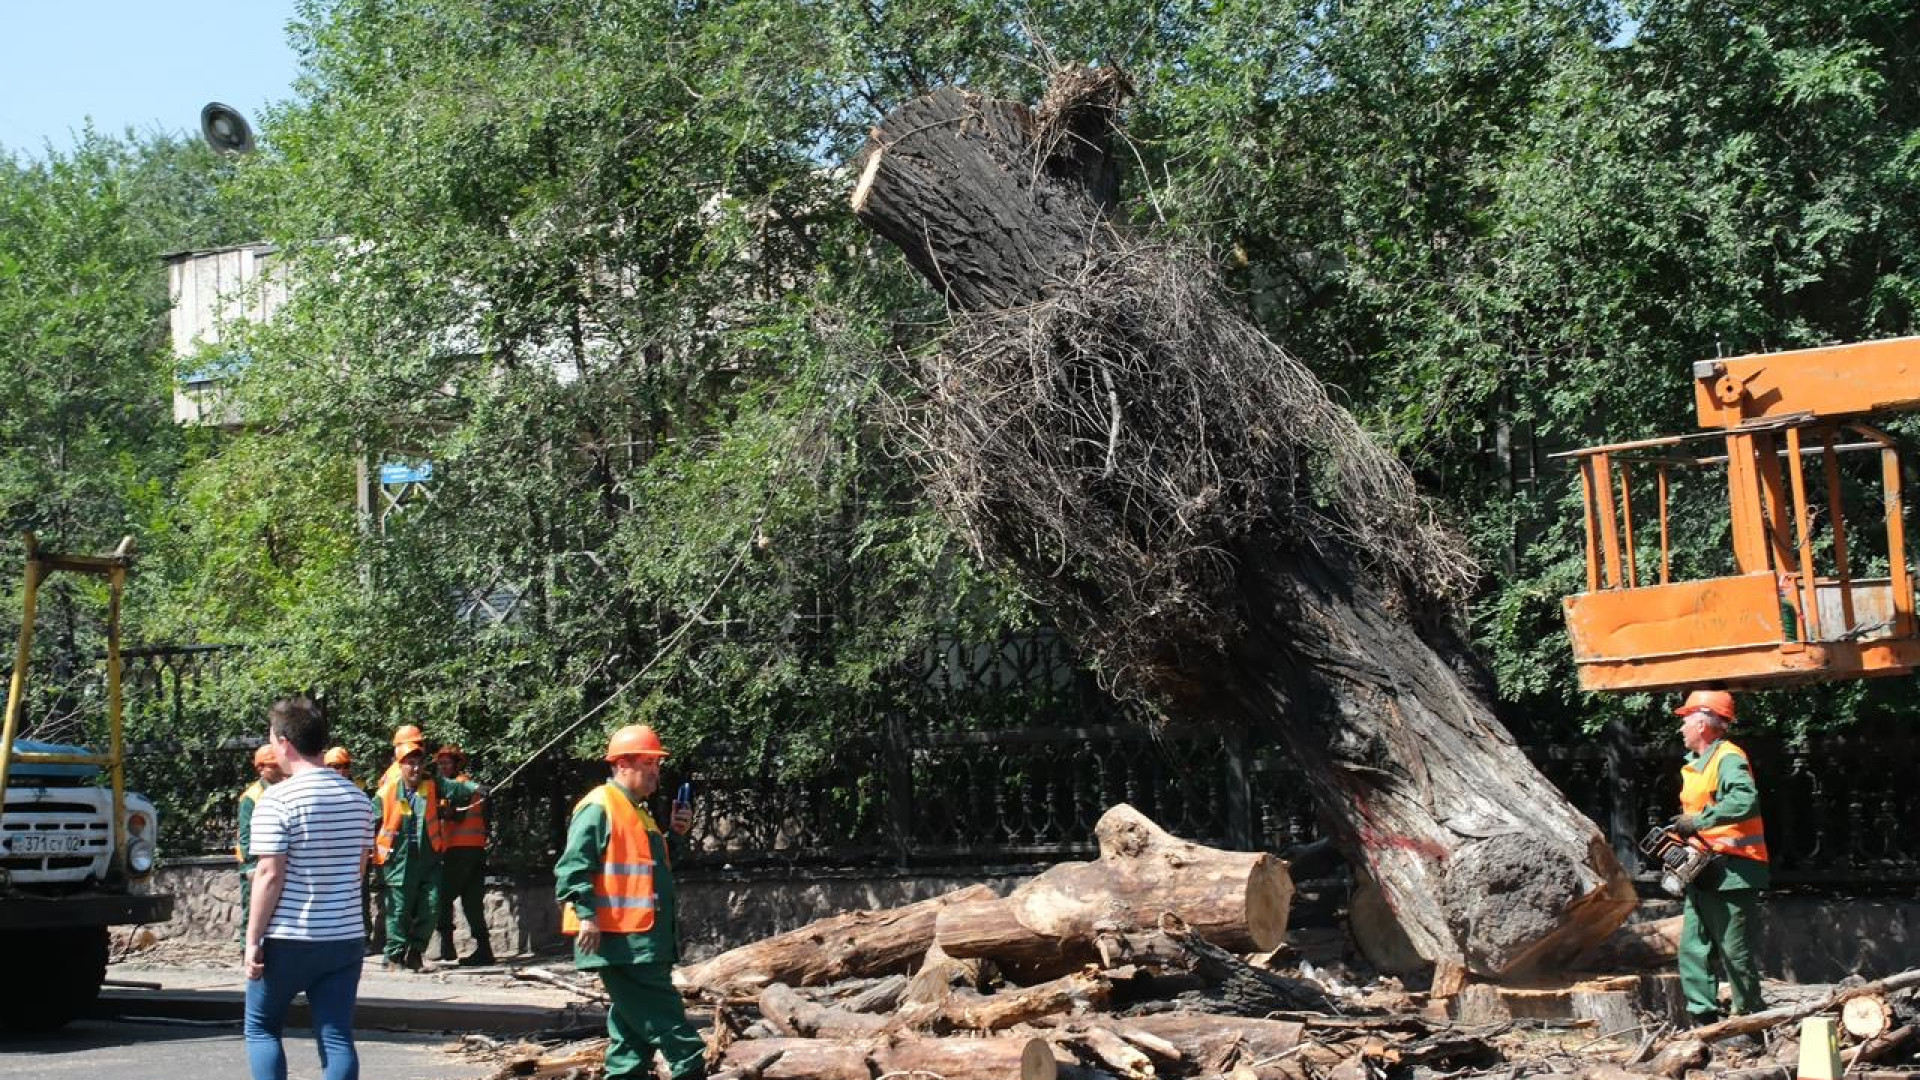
[0,1017,491,1078]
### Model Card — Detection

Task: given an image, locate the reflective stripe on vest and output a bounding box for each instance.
[441,772,487,849]
[234,780,264,863]
[1679,740,1770,863]
[560,783,659,936]
[373,777,445,865]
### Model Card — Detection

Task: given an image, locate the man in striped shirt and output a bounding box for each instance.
[243,697,377,1080]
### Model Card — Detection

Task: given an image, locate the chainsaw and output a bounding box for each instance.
[1638,826,1719,897]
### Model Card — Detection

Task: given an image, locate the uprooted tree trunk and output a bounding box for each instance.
[850,69,1635,977]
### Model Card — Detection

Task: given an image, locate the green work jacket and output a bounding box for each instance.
[553,781,685,970]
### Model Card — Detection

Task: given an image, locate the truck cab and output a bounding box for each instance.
[0,537,175,1031]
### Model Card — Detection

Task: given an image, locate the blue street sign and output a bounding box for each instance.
[380,462,433,485]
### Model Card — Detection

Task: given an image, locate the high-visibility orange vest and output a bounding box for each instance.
[374,776,445,865]
[1680,740,1769,863]
[560,783,661,935]
[441,771,487,850]
[234,780,265,863]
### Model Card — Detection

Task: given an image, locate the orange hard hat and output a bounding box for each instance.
[324,746,352,767]
[253,744,278,767]
[392,723,425,749]
[435,743,464,761]
[604,724,668,762]
[1675,689,1735,722]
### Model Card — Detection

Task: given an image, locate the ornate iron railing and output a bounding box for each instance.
[110,643,1920,888]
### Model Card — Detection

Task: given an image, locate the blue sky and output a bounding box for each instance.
[0,1,302,157]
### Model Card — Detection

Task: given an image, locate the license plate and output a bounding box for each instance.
[8,832,88,855]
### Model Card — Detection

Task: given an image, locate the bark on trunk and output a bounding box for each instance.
[933,805,1290,981]
[718,1036,1058,1080]
[899,968,1113,1032]
[1574,915,1683,971]
[756,983,891,1039]
[677,883,997,998]
[851,75,1635,978]
[1076,1012,1306,1072]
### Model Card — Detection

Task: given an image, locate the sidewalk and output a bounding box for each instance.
[101,951,608,1034]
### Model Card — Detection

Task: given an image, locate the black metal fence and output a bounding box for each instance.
[110,643,1920,889]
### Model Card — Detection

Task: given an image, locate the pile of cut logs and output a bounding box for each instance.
[474,805,1920,1080]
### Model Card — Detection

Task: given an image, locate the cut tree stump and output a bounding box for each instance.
[851,69,1635,980]
[933,804,1291,981]
[676,883,996,998]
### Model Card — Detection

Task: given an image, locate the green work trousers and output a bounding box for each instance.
[1679,887,1765,1018]
[381,849,441,963]
[598,961,705,1080]
[238,870,252,940]
[436,847,490,959]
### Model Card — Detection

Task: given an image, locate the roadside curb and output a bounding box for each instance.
[94,989,607,1034]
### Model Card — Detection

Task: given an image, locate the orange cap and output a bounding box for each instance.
[324,746,352,767]
[394,742,426,763]
[253,744,278,767]
[392,723,424,750]
[435,743,464,761]
[1675,689,1735,722]
[604,724,668,761]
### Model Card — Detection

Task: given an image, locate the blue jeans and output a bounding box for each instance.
[243,937,365,1080]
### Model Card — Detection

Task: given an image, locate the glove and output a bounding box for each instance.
[1670,814,1701,837]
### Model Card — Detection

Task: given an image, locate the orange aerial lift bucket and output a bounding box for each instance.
[1560,336,1920,692]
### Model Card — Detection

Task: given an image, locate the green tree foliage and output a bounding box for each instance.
[14,0,1917,785]
[0,132,247,742]
[1107,0,1920,739]
[152,0,1030,783]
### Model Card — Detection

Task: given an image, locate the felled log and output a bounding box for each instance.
[718,1035,1059,1080]
[756,983,890,1039]
[1574,915,1683,971]
[676,883,996,998]
[902,966,1113,1033]
[1111,1012,1306,1071]
[852,68,1635,980]
[841,973,909,1014]
[903,940,983,1006]
[1687,968,1920,1043]
[1057,1026,1155,1080]
[934,804,1291,980]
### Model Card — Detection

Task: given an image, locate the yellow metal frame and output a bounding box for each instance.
[0,533,135,875]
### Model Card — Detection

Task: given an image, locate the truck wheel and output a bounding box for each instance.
[0,926,108,1033]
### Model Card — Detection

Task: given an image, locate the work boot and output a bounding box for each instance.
[458,948,497,967]
[402,948,424,971]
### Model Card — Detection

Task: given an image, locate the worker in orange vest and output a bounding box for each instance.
[323,745,356,784]
[1669,689,1769,1026]
[554,724,701,1080]
[373,728,481,970]
[236,743,284,938]
[433,743,494,966]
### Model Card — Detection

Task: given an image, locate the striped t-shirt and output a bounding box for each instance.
[249,766,376,941]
